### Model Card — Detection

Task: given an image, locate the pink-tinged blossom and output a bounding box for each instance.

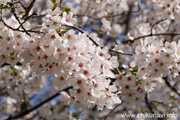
[61,12,77,26]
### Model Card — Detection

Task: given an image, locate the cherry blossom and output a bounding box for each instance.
[0,0,180,120]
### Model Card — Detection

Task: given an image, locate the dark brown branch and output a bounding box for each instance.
[174,81,179,87]
[1,62,22,67]
[22,0,36,19]
[31,14,46,18]
[74,1,141,20]
[10,4,31,36]
[145,93,154,114]
[122,33,180,44]
[74,8,139,21]
[6,86,73,120]
[0,17,42,34]
[64,25,133,56]
[164,77,180,96]
[68,25,100,46]
[103,101,124,120]
[59,0,63,9]
[18,0,26,10]
[6,1,20,5]
[17,11,37,30]
[0,12,43,34]
[109,49,133,56]
[145,93,169,120]
[151,100,175,109]
[150,19,167,34]
[124,4,133,35]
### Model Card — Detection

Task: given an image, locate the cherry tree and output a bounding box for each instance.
[0,0,180,120]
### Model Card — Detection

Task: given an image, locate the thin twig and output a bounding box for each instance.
[103,101,124,120]
[122,33,180,44]
[150,19,166,34]
[163,77,180,96]
[22,0,36,19]
[17,11,37,30]
[64,25,133,56]
[74,1,141,20]
[0,13,43,34]
[18,0,26,10]
[145,93,154,114]
[6,86,73,120]
[145,93,170,120]
[10,5,31,36]
[151,100,175,109]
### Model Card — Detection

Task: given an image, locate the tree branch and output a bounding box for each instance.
[59,0,63,9]
[103,101,124,120]
[74,1,141,21]
[163,77,180,96]
[124,4,133,35]
[145,93,154,114]
[6,86,73,120]
[64,25,133,56]
[10,3,31,36]
[22,0,36,19]
[122,33,180,44]
[145,93,168,120]
[150,19,167,34]
[150,100,175,109]
[0,7,42,34]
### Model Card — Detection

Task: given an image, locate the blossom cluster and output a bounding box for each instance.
[0,7,121,113]
[152,0,180,19]
[0,0,180,119]
[44,8,121,110]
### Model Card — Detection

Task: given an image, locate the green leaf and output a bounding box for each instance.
[19,11,25,15]
[61,30,68,34]
[9,52,14,56]
[63,6,71,14]
[132,65,138,72]
[140,108,146,113]
[4,5,11,10]
[50,0,57,11]
[10,66,16,72]
[57,27,61,32]
[10,72,15,76]
[0,35,3,39]
[96,28,102,34]
[105,77,111,80]
[0,91,8,96]
[136,79,142,85]
[113,38,118,45]
[52,3,57,11]
[72,113,79,119]
[112,68,119,74]
[50,0,56,3]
